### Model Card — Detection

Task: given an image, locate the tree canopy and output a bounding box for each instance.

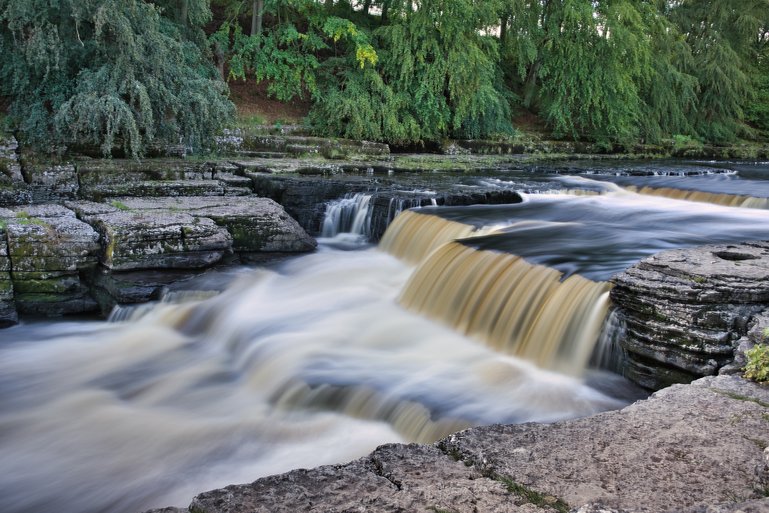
[1,0,768,151]
[0,0,234,157]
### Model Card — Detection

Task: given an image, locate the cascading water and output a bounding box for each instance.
[321,193,373,238]
[3,162,769,513]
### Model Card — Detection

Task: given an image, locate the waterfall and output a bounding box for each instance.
[379,210,499,264]
[321,193,373,237]
[381,211,612,375]
[590,309,627,374]
[624,185,769,209]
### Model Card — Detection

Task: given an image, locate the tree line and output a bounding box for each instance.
[1,0,767,156]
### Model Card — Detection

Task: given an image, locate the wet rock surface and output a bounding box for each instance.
[611,241,769,390]
[145,375,769,513]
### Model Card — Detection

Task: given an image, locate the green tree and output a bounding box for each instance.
[0,0,234,157]
[636,0,698,143]
[310,0,513,143]
[504,0,655,143]
[671,0,769,142]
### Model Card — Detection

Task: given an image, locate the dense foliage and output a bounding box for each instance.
[744,342,769,383]
[0,0,233,156]
[2,0,769,149]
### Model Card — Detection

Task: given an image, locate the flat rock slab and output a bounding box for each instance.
[67,201,232,270]
[108,196,317,253]
[611,241,769,389]
[147,375,769,513]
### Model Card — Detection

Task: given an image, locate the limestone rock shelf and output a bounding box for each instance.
[0,197,316,324]
[611,241,769,390]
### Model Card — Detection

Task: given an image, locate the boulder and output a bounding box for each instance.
[66,201,232,271]
[107,196,317,253]
[145,375,769,513]
[611,241,769,390]
[2,204,100,315]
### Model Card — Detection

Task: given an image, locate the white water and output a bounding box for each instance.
[0,245,623,513]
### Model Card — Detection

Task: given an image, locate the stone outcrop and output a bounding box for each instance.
[76,159,252,200]
[106,196,317,254]
[216,131,390,159]
[144,374,769,513]
[67,201,232,271]
[611,241,769,390]
[2,205,100,316]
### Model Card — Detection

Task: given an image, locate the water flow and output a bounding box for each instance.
[396,241,611,375]
[0,247,623,513]
[321,193,373,237]
[379,209,500,264]
[624,185,769,209]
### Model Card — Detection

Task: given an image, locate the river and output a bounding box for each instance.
[1,159,768,513]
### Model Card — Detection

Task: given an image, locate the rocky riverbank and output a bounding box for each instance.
[611,241,769,390]
[0,132,533,323]
[143,373,769,513]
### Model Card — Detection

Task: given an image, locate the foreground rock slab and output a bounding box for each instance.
[146,375,769,513]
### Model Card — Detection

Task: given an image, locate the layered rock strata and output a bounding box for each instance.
[145,374,769,513]
[611,241,769,390]
[103,196,317,253]
[2,205,100,316]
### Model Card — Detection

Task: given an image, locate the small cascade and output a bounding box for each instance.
[624,185,769,209]
[271,381,471,443]
[397,242,611,375]
[321,193,374,237]
[379,210,498,264]
[590,309,627,374]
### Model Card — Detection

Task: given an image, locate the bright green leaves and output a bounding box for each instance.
[322,17,378,68]
[217,20,325,101]
[0,0,233,157]
[312,0,513,144]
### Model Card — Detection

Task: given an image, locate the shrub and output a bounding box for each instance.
[744,343,769,383]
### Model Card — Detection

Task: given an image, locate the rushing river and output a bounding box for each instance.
[1,159,769,513]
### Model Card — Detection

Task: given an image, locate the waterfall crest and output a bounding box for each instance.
[624,185,769,209]
[381,210,612,375]
[379,210,498,264]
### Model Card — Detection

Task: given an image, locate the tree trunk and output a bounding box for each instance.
[362,0,372,15]
[523,58,542,109]
[213,41,226,80]
[251,0,264,36]
[500,13,509,45]
[325,0,333,10]
[179,0,189,25]
[381,0,390,24]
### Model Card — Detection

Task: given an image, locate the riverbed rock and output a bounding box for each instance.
[216,132,390,159]
[103,196,317,253]
[76,159,252,199]
[66,201,232,271]
[144,374,769,513]
[1,204,100,315]
[610,241,769,390]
